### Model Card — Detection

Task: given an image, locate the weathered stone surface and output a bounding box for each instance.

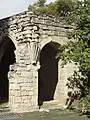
[0,11,75,113]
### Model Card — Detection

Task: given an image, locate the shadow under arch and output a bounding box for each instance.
[38,42,60,107]
[0,36,16,103]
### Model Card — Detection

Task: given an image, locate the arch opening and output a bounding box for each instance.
[0,36,16,103]
[38,42,60,107]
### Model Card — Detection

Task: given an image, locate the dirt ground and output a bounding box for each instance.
[0,109,89,120]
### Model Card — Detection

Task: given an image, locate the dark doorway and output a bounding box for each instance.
[0,36,16,103]
[38,42,59,106]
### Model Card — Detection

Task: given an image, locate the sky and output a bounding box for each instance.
[0,0,55,19]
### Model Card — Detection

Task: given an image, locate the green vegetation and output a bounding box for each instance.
[59,0,90,114]
[28,0,74,16]
[28,0,46,11]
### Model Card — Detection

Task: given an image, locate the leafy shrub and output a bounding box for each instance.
[28,0,74,17]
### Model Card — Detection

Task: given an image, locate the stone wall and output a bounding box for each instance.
[0,11,76,112]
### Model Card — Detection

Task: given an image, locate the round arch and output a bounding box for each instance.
[1,30,18,62]
[1,33,17,48]
[0,36,16,103]
[39,37,61,51]
[38,42,60,107]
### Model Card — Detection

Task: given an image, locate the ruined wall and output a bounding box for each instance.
[30,13,75,106]
[0,11,76,112]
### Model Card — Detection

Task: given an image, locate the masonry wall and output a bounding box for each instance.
[0,11,76,112]
[30,13,75,105]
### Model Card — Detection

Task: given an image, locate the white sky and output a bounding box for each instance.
[0,0,55,19]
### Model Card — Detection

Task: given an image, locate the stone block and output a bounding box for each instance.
[14,84,20,90]
[20,91,29,96]
[29,91,33,96]
[33,26,38,31]
[14,97,22,103]
[14,91,21,97]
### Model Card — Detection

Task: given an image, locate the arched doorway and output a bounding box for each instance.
[0,36,16,103]
[38,42,60,106]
